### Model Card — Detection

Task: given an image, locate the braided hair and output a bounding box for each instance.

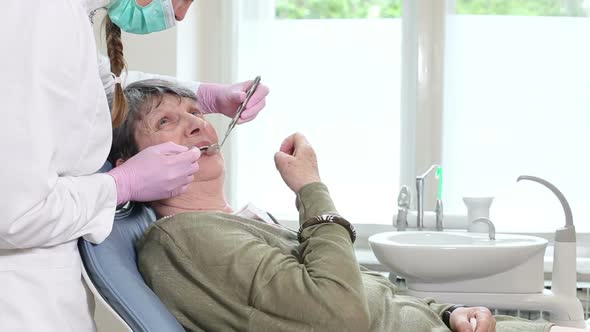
[105,16,128,128]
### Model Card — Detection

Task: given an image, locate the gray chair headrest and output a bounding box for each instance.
[79,201,185,332]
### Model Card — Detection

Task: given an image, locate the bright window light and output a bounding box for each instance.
[443,14,590,232]
[234,15,402,224]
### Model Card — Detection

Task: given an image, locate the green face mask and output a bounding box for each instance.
[108,0,176,35]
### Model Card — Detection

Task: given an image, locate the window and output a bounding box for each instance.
[443,0,590,232]
[234,1,403,224]
[275,0,402,19]
[226,0,590,233]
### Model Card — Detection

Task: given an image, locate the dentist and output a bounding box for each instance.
[0,0,268,331]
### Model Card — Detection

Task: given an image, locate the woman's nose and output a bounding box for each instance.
[184,114,205,137]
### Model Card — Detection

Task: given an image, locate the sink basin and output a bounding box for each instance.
[369,231,548,293]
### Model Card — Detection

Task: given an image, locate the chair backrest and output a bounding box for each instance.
[79,201,185,332]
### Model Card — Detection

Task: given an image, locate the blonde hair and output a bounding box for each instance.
[105,16,128,128]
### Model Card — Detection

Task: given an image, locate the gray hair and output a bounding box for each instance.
[108,79,197,164]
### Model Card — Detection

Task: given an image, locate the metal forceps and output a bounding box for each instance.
[200,76,261,155]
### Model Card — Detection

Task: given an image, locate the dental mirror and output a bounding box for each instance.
[198,76,261,156]
[199,144,219,156]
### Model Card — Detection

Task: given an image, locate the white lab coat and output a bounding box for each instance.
[0,0,198,331]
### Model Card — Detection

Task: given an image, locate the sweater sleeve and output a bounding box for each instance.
[0,172,117,249]
[423,298,454,319]
[138,183,370,332]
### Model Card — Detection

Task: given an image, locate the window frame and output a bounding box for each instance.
[179,0,589,244]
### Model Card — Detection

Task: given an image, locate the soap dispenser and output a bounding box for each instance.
[463,197,494,232]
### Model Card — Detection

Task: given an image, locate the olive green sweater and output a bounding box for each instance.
[137,182,552,332]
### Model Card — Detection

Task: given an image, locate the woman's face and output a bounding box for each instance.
[135,0,194,21]
[133,95,224,181]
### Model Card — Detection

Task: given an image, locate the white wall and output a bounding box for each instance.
[92,11,177,76]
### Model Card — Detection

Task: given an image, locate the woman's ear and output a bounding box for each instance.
[115,158,126,167]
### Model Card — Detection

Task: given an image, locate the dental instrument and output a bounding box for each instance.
[435,166,444,231]
[516,175,583,328]
[416,164,441,230]
[395,186,410,231]
[435,199,444,231]
[200,76,262,156]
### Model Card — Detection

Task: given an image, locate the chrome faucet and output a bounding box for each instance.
[471,217,496,240]
[416,164,441,231]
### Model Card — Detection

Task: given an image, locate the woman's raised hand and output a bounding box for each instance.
[274,133,321,193]
[107,142,201,205]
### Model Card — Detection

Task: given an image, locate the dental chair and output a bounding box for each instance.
[79,162,185,332]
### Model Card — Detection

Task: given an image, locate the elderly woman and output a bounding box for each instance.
[110,80,570,332]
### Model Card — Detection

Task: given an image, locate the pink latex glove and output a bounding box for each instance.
[196,80,270,124]
[107,142,201,205]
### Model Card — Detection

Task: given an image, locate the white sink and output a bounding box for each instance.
[369,231,548,293]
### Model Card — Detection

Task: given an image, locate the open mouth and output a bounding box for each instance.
[201,144,220,155]
[193,142,220,155]
[193,141,211,149]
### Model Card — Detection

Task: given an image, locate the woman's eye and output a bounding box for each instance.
[190,111,202,117]
[158,118,169,126]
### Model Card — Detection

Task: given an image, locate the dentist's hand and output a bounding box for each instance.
[196,80,269,124]
[274,133,321,193]
[107,142,201,205]
[451,307,495,332]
